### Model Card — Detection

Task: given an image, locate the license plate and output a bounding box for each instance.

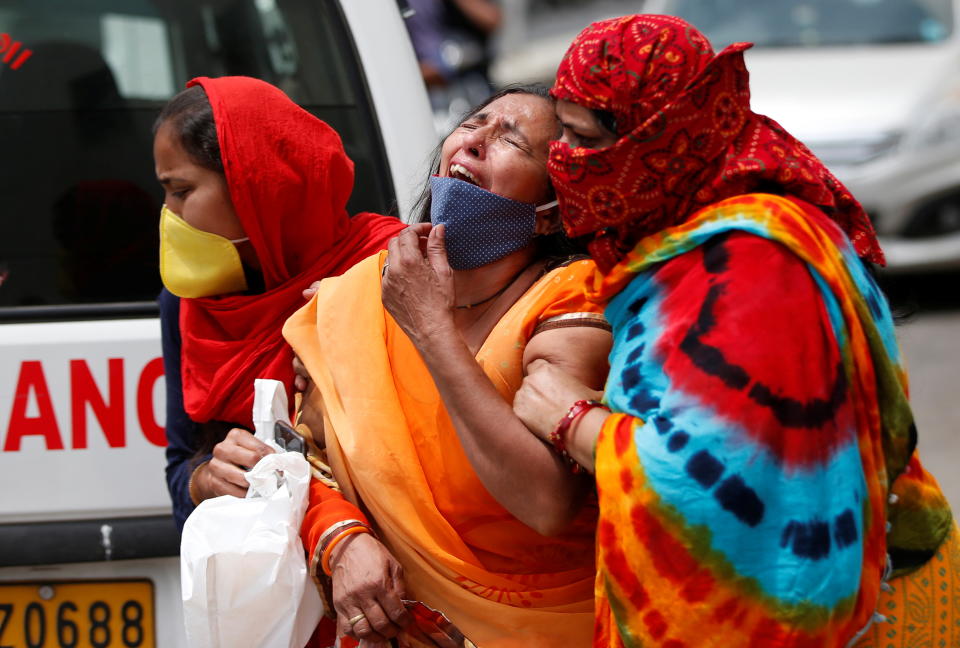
[0,580,155,648]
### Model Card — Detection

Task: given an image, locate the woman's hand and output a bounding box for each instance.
[302,280,322,300]
[292,353,311,392]
[195,429,275,500]
[330,533,411,643]
[381,223,456,346]
[292,355,326,446]
[514,359,602,442]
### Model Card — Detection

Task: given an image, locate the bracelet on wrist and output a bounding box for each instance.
[320,520,374,576]
[550,399,608,472]
[188,460,210,506]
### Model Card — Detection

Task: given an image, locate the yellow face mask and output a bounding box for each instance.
[159,205,249,299]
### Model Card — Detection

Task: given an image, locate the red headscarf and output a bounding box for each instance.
[548,15,884,271]
[178,76,406,427]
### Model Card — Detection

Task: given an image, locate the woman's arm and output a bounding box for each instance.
[300,479,410,643]
[413,320,609,535]
[451,0,502,34]
[161,290,276,511]
[160,289,206,531]
[513,359,607,473]
[382,226,608,536]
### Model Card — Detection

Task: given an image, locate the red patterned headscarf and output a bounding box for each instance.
[548,15,884,271]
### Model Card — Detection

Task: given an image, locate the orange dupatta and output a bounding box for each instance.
[283,252,599,647]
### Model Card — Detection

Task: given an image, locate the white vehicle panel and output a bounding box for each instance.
[341,0,438,221]
[0,319,168,522]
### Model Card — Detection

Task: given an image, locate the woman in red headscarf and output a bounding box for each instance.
[512,15,959,647]
[154,76,406,532]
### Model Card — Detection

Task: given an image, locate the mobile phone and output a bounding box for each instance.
[274,420,306,456]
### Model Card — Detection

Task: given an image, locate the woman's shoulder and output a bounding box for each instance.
[318,250,386,291]
[521,257,603,322]
[159,287,180,317]
[541,257,598,284]
[158,288,182,344]
[650,228,812,287]
[639,229,828,334]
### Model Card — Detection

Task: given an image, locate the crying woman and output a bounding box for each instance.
[283,85,613,648]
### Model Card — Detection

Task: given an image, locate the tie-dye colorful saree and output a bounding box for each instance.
[589,193,955,647]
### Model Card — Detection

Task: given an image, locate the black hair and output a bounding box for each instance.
[153,86,223,174]
[411,83,584,261]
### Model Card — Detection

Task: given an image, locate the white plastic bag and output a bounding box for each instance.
[181,379,323,648]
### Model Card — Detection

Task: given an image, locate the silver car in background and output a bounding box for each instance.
[644,0,960,272]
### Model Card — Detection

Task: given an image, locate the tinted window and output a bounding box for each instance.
[663,0,954,48]
[0,0,393,311]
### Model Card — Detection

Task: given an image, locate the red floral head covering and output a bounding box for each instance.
[548,15,884,271]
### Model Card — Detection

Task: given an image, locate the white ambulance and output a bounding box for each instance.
[0,1,434,645]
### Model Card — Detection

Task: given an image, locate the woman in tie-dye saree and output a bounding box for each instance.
[512,14,960,648]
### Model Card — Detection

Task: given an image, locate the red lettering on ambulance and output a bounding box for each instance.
[70,358,125,449]
[4,361,64,451]
[137,357,167,447]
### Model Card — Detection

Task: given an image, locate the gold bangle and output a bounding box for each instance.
[188,460,210,506]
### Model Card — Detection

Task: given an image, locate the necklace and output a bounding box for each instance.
[455,262,537,309]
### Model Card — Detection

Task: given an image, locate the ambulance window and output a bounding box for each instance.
[0,0,393,316]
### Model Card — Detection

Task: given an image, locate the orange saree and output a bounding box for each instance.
[283,252,602,647]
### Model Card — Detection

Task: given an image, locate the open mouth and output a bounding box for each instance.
[449,163,481,187]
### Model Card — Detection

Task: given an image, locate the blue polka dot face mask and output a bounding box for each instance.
[429,176,558,270]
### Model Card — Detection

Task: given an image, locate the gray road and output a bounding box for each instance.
[898,310,960,511]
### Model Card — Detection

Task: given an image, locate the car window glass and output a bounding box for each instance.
[0,0,393,311]
[665,0,954,48]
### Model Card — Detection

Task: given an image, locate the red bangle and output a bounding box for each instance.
[550,399,607,470]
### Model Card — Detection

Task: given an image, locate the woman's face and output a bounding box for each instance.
[439,93,558,205]
[555,100,619,150]
[154,121,259,269]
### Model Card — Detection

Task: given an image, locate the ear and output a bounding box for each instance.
[534,205,562,236]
